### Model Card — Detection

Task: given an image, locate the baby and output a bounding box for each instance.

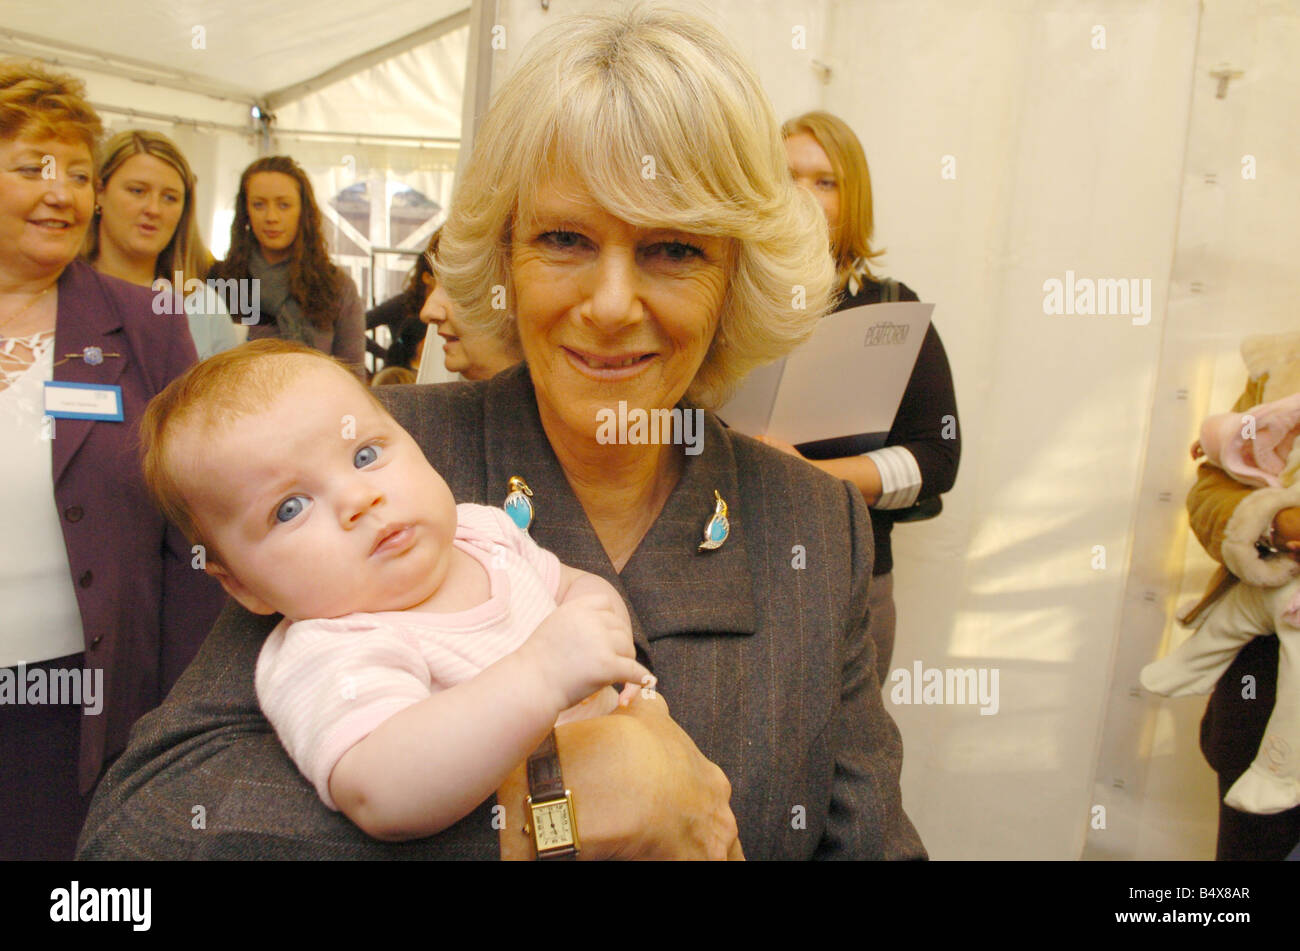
[140,338,652,841]
[1141,394,1300,814]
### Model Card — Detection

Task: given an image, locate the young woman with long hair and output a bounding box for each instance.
[210,155,364,374]
[87,129,239,359]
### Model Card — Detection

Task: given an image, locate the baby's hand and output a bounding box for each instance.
[519,593,652,714]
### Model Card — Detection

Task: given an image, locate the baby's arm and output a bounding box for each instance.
[329,595,651,842]
[556,565,629,624]
[555,566,651,704]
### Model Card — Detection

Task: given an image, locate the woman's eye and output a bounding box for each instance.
[354,445,380,468]
[275,496,309,523]
[816,178,836,190]
[649,241,704,262]
[163,194,180,204]
[540,230,584,250]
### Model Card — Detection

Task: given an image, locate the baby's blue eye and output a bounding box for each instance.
[276,496,309,523]
[354,445,379,468]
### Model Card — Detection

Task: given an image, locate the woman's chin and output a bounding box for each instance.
[26,235,88,272]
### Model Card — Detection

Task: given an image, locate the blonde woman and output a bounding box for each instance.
[775,110,962,685]
[419,229,518,381]
[87,129,239,360]
[82,6,923,861]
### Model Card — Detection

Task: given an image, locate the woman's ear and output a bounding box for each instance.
[204,561,277,615]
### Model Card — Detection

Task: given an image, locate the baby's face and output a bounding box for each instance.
[182,362,458,620]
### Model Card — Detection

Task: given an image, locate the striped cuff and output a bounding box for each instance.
[867,446,923,509]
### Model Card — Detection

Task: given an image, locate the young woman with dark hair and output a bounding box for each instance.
[210,155,364,375]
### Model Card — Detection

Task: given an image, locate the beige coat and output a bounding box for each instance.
[1187,332,1300,621]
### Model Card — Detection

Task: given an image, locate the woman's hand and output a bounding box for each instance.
[497,691,742,860]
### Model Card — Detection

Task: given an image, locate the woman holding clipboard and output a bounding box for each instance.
[767,110,961,686]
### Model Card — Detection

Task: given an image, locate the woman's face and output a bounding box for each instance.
[418,276,502,381]
[0,136,94,278]
[509,170,730,442]
[97,153,185,265]
[784,132,840,236]
[246,171,301,264]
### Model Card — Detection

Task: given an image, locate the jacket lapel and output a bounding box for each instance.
[618,411,756,640]
[51,261,130,485]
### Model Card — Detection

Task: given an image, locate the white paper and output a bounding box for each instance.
[717,302,933,446]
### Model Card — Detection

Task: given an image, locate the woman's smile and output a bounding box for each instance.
[563,346,657,380]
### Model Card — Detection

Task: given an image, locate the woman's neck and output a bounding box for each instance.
[0,261,62,298]
[259,244,291,265]
[538,401,683,573]
[93,237,156,287]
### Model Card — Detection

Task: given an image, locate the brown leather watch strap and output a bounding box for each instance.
[526,730,565,801]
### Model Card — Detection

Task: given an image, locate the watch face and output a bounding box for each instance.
[531,800,575,850]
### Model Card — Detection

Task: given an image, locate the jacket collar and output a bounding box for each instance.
[51,260,130,484]
[479,364,756,646]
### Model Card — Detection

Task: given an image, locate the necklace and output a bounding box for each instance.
[0,285,55,344]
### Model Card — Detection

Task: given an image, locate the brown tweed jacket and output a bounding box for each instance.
[77,365,924,860]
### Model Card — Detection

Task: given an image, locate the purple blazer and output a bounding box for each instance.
[50,260,227,793]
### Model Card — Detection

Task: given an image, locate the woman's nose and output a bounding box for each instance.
[43,177,73,205]
[583,248,643,331]
[420,285,451,325]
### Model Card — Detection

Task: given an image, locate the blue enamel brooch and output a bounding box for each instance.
[699,489,729,551]
[504,475,535,534]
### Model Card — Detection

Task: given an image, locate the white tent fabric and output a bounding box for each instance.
[0,0,468,103]
[273,27,467,141]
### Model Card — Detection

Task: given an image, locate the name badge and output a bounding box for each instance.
[43,381,124,422]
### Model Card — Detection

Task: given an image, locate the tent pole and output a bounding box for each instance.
[458,0,498,180]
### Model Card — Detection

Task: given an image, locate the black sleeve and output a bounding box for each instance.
[885,282,961,500]
[365,290,415,332]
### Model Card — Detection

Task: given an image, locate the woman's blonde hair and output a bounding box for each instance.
[87,129,214,291]
[438,3,834,409]
[782,110,883,286]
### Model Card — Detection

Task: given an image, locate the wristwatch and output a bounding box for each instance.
[523,730,579,860]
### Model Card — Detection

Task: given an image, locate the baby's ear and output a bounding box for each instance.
[205,561,277,615]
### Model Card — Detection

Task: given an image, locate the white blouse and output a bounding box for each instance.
[0,332,86,666]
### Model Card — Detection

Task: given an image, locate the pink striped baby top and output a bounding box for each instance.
[255,502,612,809]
